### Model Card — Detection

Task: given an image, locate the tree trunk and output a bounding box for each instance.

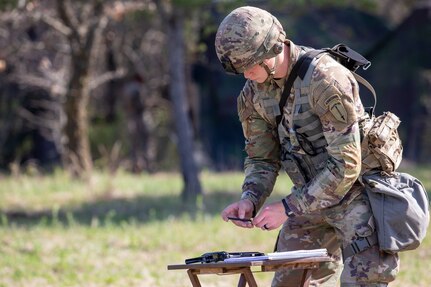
[55,0,105,179]
[168,11,202,203]
[122,78,148,173]
[63,51,93,178]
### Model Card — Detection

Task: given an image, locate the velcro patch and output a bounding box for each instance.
[325,94,348,123]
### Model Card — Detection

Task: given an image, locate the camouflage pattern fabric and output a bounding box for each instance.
[273,191,399,287]
[215,6,285,73]
[236,40,399,285]
[239,40,364,215]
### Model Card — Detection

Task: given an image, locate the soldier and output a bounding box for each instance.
[215,6,399,287]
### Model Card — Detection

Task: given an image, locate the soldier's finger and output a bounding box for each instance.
[252,214,266,228]
[221,204,239,221]
[237,205,247,219]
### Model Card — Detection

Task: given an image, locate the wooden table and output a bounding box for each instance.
[167,256,332,287]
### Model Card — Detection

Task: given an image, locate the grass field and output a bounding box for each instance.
[0,166,430,287]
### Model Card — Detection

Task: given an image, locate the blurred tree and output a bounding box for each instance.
[105,3,172,173]
[53,0,107,178]
[0,0,207,186]
[0,0,145,176]
[1,0,428,178]
[154,0,203,203]
[0,1,65,171]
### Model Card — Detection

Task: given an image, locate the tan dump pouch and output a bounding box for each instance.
[361,112,403,174]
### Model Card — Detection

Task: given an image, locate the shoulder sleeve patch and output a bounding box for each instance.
[314,80,357,132]
[325,94,348,123]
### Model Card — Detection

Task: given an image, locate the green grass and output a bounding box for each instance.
[0,167,430,287]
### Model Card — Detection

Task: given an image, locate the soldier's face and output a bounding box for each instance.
[243,60,270,83]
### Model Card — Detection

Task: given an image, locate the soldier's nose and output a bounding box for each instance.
[244,70,253,79]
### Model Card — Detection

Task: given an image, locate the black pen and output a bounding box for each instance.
[227,216,253,223]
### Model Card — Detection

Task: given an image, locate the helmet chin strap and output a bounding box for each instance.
[259,56,278,83]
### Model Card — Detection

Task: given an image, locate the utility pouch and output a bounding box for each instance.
[361,112,403,174]
[363,172,430,253]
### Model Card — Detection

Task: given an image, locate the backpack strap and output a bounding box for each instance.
[353,72,377,116]
[277,48,377,127]
[276,49,324,126]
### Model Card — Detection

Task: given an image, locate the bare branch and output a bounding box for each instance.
[27,98,62,113]
[83,1,106,53]
[87,68,126,92]
[17,107,60,130]
[40,14,72,36]
[11,74,66,96]
[123,45,146,77]
[55,0,81,46]
[82,1,96,22]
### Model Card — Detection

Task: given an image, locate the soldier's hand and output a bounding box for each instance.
[253,201,287,231]
[221,199,254,228]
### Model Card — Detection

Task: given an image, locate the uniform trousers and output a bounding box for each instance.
[272,188,399,287]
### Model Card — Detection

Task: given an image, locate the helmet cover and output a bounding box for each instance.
[215,6,286,74]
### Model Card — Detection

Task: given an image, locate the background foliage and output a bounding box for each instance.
[1,0,430,174]
[0,1,430,286]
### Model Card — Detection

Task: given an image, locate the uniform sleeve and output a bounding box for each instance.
[237,86,281,212]
[285,62,362,215]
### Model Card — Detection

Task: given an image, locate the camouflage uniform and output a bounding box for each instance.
[234,40,399,286]
[215,6,399,287]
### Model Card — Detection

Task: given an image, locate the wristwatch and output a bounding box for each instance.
[282,198,295,218]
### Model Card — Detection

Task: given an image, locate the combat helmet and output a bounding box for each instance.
[215,6,286,74]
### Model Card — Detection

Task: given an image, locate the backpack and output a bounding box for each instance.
[279,43,430,253]
[362,171,429,253]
